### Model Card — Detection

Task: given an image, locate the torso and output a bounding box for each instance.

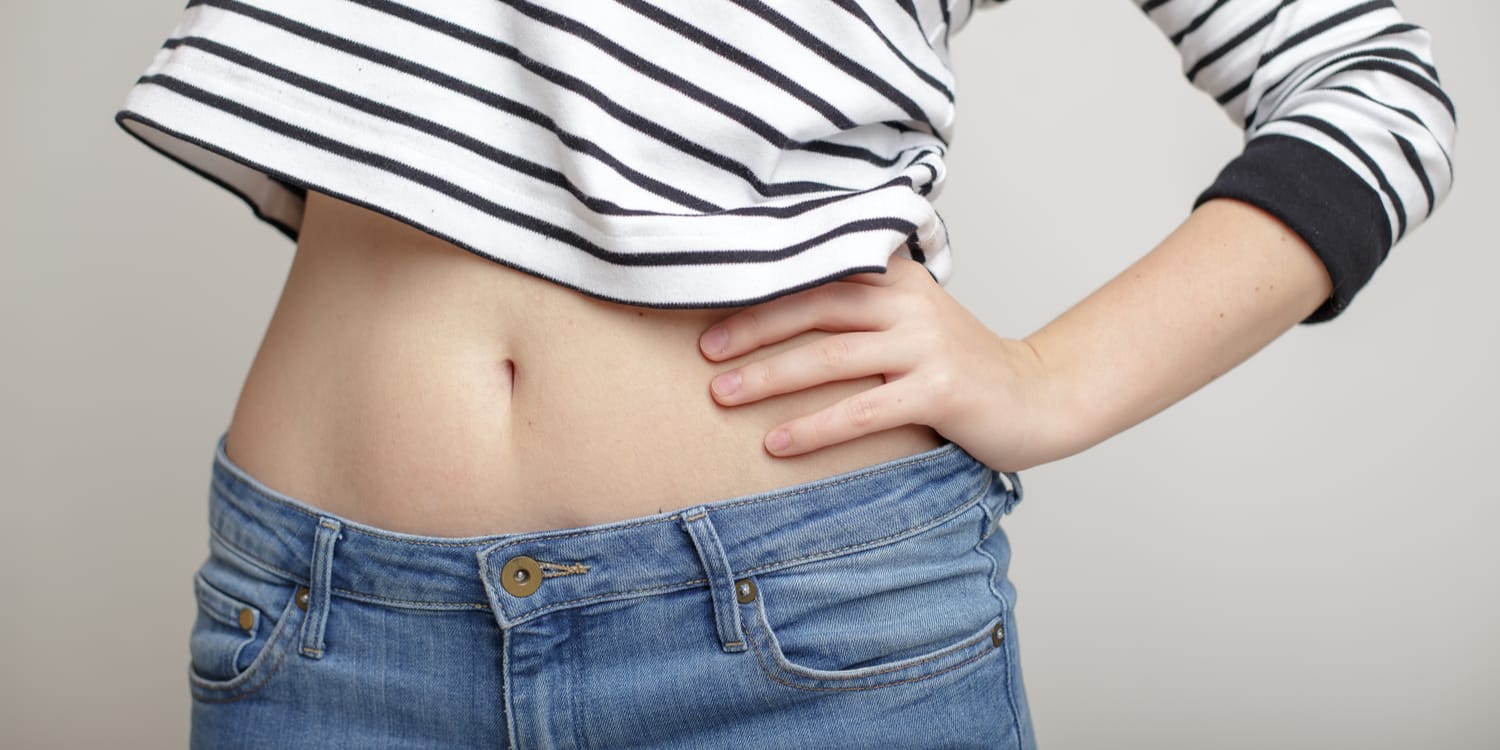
[224,191,945,537]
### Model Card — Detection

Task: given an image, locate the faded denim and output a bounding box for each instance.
[190,431,1036,749]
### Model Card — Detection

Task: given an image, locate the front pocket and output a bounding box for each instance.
[739,501,1010,692]
[189,574,267,682]
[745,599,1006,692]
[187,538,306,701]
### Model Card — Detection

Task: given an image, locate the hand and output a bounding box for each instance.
[698,255,1056,471]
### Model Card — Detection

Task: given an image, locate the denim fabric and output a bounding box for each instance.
[190,431,1036,749]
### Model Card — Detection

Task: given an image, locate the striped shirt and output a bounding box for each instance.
[117,0,1454,322]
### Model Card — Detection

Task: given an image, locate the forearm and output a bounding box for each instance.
[701,197,1340,470]
[1018,197,1334,463]
[702,1,1450,471]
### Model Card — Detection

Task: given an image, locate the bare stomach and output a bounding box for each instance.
[223,191,946,537]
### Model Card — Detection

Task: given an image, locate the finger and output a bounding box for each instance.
[764,379,929,457]
[710,331,908,406]
[700,282,896,361]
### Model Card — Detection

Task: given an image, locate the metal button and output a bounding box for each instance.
[734,578,757,604]
[991,622,1005,647]
[295,586,310,611]
[237,607,254,631]
[501,555,543,597]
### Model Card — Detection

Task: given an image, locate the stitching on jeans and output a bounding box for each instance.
[331,588,489,610]
[509,578,708,621]
[1002,612,1026,745]
[537,560,590,579]
[211,527,492,609]
[210,472,986,612]
[189,595,301,703]
[749,636,997,694]
[749,597,997,680]
[743,610,1002,693]
[505,478,983,620]
[210,469,986,611]
[740,471,994,577]
[495,479,978,621]
[211,444,981,611]
[193,574,254,629]
[207,527,309,587]
[190,643,289,704]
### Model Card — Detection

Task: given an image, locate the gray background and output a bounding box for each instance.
[2,1,1495,747]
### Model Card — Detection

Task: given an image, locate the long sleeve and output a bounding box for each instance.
[1133,0,1456,322]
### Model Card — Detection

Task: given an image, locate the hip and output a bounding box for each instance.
[190,431,1033,749]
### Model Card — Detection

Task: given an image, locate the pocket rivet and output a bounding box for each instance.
[991,622,1005,647]
[295,586,311,611]
[237,607,254,631]
[734,578,757,604]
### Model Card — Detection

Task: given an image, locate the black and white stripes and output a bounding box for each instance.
[992,0,1452,322]
[118,0,1453,320]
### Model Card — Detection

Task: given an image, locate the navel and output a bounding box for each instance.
[499,358,516,400]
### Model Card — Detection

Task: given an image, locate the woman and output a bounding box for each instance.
[118,0,1453,747]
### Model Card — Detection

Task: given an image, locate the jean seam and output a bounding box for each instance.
[1004,611,1026,747]
[743,602,1004,692]
[485,472,992,622]
[189,592,302,703]
[215,444,987,613]
[739,469,994,578]
[214,443,962,552]
[496,578,710,623]
[479,443,964,553]
[192,574,258,675]
[207,526,309,589]
[212,526,492,609]
[193,573,255,630]
[974,535,1009,614]
[331,588,490,611]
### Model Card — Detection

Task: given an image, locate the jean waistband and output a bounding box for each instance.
[206,432,1021,625]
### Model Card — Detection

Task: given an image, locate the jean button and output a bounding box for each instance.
[991,621,1005,647]
[501,555,543,597]
[295,586,310,611]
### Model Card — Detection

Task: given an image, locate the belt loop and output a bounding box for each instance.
[679,506,747,654]
[1000,471,1024,514]
[300,516,341,660]
[982,470,1024,541]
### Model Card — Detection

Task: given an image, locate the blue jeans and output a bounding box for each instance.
[191,431,1036,749]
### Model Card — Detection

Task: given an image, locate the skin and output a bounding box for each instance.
[700,197,1335,472]
[224,191,948,537]
[224,193,1328,538]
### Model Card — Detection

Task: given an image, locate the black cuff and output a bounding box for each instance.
[1194,134,1391,324]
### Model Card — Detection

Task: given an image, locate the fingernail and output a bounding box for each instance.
[702,326,728,355]
[712,371,741,397]
[767,429,791,453]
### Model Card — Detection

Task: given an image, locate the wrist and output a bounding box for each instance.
[1014,331,1100,466]
[954,333,1085,473]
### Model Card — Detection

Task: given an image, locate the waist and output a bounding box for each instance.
[225,191,946,537]
[207,433,999,610]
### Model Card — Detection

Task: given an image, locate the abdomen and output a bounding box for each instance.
[224,191,945,536]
